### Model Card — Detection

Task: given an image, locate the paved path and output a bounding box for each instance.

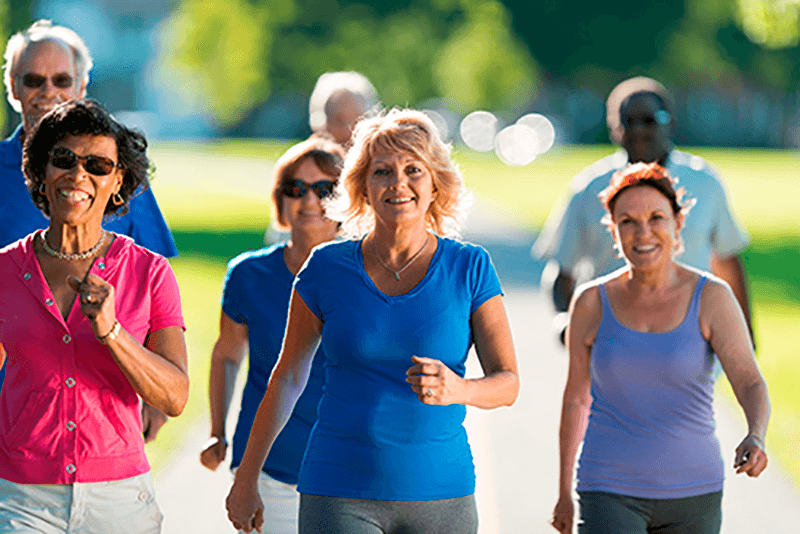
[154,199,800,533]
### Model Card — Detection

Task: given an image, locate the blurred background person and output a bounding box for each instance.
[200,137,344,534]
[533,77,753,346]
[0,20,177,441]
[226,109,519,534]
[0,99,188,533]
[308,71,378,147]
[551,163,769,534]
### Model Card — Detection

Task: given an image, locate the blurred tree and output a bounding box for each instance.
[155,0,296,128]
[735,0,800,49]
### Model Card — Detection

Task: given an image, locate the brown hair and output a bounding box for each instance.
[270,137,345,230]
[326,108,471,238]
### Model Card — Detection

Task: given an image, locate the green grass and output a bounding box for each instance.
[144,140,800,485]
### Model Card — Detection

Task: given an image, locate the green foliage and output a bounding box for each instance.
[155,0,296,128]
[735,0,800,49]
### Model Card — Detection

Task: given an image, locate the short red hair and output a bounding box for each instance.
[598,162,692,219]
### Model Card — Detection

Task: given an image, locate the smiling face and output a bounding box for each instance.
[12,39,86,132]
[611,184,683,270]
[365,150,436,230]
[619,93,672,164]
[44,134,123,227]
[281,157,339,237]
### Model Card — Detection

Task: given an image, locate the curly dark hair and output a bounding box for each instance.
[22,98,150,218]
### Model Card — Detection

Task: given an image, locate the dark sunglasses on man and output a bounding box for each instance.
[49,147,123,176]
[281,179,336,199]
[21,73,74,89]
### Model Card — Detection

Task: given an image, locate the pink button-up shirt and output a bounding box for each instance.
[0,232,184,484]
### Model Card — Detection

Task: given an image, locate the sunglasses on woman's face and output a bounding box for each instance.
[281,179,336,199]
[21,73,74,89]
[49,147,122,176]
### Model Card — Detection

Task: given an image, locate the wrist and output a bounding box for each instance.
[96,320,121,344]
[746,432,765,447]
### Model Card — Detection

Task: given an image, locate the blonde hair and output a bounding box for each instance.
[325,108,472,239]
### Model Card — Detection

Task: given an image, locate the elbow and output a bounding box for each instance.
[163,376,190,417]
[499,372,521,407]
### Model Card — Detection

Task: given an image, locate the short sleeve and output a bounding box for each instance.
[707,169,750,257]
[534,188,588,272]
[148,256,185,332]
[469,246,504,314]
[123,188,179,258]
[221,257,248,325]
[293,247,324,321]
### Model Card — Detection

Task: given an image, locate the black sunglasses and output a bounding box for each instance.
[49,147,122,176]
[21,73,74,89]
[281,179,336,199]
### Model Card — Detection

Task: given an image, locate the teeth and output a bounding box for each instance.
[634,245,656,252]
[59,189,90,202]
[387,197,413,204]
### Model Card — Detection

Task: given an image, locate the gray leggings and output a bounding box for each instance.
[298,494,478,534]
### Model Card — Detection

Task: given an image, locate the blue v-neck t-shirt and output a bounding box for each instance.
[293,236,503,501]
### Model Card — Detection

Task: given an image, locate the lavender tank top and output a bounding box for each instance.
[576,275,725,499]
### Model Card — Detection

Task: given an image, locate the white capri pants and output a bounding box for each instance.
[0,472,162,533]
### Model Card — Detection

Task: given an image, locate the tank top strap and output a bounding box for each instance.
[685,275,709,325]
[597,283,613,316]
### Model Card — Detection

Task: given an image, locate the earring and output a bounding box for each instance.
[112,193,124,206]
[38,182,46,194]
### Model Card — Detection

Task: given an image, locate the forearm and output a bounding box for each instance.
[105,329,189,416]
[209,356,240,437]
[462,370,519,409]
[735,380,771,440]
[235,371,307,483]
[558,401,590,496]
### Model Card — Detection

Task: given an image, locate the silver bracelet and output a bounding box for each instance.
[97,320,121,345]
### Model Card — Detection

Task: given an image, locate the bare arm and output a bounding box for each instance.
[552,286,600,533]
[406,295,519,409]
[710,253,754,347]
[226,290,321,532]
[701,279,770,477]
[201,312,248,470]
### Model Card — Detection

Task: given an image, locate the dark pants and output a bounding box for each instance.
[578,491,722,534]
[299,494,478,534]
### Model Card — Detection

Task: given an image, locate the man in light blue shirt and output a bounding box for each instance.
[534,77,753,343]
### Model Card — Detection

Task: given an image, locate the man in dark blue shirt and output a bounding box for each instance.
[0,21,177,439]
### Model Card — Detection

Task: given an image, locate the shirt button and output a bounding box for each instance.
[67,421,76,431]
[139,492,149,502]
[66,464,76,474]
[63,334,71,344]
[23,272,31,280]
[98,262,105,270]
[45,298,54,305]
[65,378,76,387]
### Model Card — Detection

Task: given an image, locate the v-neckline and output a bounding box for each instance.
[356,235,441,301]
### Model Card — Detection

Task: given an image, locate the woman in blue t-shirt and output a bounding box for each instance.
[551,163,770,534]
[226,109,520,534]
[200,137,344,534]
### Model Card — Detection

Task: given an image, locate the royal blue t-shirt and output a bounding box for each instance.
[0,125,178,388]
[222,244,326,484]
[293,236,503,501]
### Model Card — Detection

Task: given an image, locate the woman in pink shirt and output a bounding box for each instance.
[0,99,188,533]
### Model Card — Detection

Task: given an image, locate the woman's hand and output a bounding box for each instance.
[226,475,264,533]
[67,273,117,339]
[406,355,464,405]
[142,403,168,443]
[200,436,228,471]
[734,434,769,477]
[551,495,574,533]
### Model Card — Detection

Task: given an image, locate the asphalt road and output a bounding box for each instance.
[154,200,800,533]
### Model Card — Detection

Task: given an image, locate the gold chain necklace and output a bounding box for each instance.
[41,229,106,261]
[371,233,430,281]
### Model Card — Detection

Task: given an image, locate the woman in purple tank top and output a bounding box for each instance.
[551,163,770,534]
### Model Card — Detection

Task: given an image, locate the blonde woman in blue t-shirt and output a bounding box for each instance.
[551,163,770,534]
[226,109,519,534]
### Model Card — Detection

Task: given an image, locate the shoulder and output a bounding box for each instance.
[0,127,22,167]
[667,150,726,188]
[110,234,172,273]
[571,151,627,194]
[227,243,284,275]
[307,239,355,264]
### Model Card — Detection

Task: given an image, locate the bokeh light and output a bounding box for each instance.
[460,111,498,152]
[494,124,539,166]
[516,113,555,155]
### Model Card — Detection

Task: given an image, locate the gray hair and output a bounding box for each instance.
[308,71,378,132]
[3,20,92,113]
[605,76,675,145]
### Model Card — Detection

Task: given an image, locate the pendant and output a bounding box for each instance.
[394,272,400,281]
